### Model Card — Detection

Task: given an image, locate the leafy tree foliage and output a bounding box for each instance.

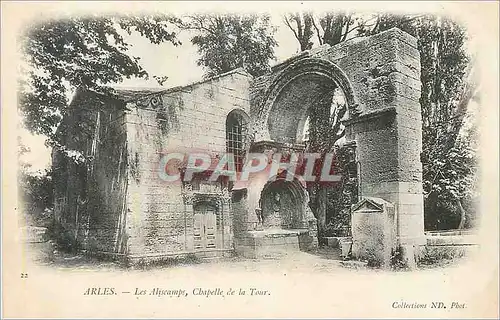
[316,12,365,46]
[18,170,54,223]
[19,14,181,140]
[18,137,54,226]
[178,14,277,77]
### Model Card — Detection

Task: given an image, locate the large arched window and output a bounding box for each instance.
[226,110,248,172]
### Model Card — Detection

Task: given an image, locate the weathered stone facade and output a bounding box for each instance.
[54,27,424,265]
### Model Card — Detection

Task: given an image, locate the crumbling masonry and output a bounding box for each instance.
[53,28,425,266]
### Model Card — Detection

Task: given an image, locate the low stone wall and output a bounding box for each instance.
[417,231,479,267]
[423,231,479,254]
[425,229,476,237]
[425,234,479,246]
[234,229,314,259]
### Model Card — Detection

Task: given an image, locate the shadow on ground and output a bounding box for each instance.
[308,247,343,260]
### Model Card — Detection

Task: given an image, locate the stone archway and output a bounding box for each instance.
[252,58,359,142]
[249,57,360,242]
[240,29,426,265]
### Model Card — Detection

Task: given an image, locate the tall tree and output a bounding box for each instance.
[178,14,277,77]
[284,11,375,50]
[303,88,348,238]
[367,14,476,230]
[18,136,54,226]
[284,11,357,238]
[283,13,315,51]
[19,14,181,140]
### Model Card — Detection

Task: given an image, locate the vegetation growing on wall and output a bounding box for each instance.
[155,95,184,135]
[303,88,350,239]
[324,143,358,237]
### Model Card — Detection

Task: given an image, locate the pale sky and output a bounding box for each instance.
[115,14,303,89]
[18,9,480,174]
[19,14,302,173]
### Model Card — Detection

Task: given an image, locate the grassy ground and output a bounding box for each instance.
[36,244,471,273]
[39,247,351,272]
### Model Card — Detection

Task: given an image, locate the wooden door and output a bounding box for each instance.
[193,212,204,250]
[193,203,218,250]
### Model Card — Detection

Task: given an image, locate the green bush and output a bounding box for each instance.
[418,246,467,267]
[45,219,77,253]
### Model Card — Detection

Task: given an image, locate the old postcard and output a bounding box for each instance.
[2,1,498,318]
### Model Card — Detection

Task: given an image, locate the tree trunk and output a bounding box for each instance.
[457,198,466,230]
[316,187,327,238]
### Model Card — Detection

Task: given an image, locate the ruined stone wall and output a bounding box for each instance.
[124,70,252,260]
[85,107,129,254]
[52,97,129,256]
[52,107,91,243]
[249,28,425,249]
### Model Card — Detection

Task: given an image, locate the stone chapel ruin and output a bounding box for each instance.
[53,28,425,266]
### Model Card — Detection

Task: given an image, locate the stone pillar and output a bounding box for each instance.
[339,28,425,263]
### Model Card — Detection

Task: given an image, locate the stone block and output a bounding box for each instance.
[397,193,424,207]
[351,198,396,268]
[298,233,317,251]
[398,203,424,216]
[324,237,340,248]
[398,213,426,245]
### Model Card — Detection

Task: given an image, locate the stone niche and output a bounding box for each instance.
[232,183,318,259]
[351,197,396,268]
